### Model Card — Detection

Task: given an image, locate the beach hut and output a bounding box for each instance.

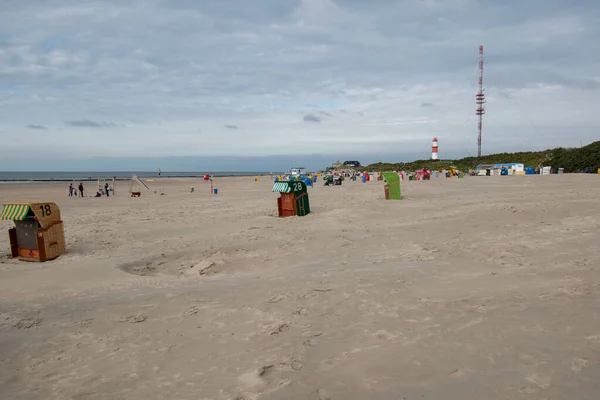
[272,181,311,217]
[1,202,67,262]
[381,172,401,200]
[541,166,552,175]
[416,169,431,181]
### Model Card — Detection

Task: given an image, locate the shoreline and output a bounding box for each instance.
[0,172,279,183]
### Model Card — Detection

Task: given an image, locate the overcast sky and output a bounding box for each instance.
[1,0,599,170]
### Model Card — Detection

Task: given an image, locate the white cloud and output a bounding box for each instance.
[0,0,599,167]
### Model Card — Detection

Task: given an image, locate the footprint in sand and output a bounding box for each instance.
[307,389,331,400]
[571,358,589,373]
[236,364,291,397]
[238,365,273,388]
[585,334,600,349]
[448,366,474,378]
[373,330,397,341]
[71,318,94,327]
[259,365,274,378]
[278,359,305,371]
[293,307,308,316]
[521,373,551,394]
[182,306,199,316]
[302,331,322,347]
[318,357,341,372]
[13,318,43,329]
[268,294,286,303]
[303,338,320,347]
[301,288,332,299]
[118,315,147,323]
[269,323,290,335]
[292,361,304,371]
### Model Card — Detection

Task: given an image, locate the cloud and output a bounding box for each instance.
[27,124,48,130]
[421,102,434,108]
[1,0,600,166]
[303,114,321,123]
[65,120,117,128]
[42,37,65,52]
[224,124,238,129]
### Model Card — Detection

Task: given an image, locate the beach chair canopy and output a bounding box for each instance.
[381,172,400,184]
[272,182,292,193]
[1,204,33,221]
[1,202,61,229]
[272,181,307,194]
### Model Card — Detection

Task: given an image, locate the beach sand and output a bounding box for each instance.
[1,175,599,399]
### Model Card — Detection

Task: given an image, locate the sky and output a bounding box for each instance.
[1,0,599,171]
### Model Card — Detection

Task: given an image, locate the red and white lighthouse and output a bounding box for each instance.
[431,137,439,160]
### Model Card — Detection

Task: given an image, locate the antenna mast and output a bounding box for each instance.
[475,45,485,158]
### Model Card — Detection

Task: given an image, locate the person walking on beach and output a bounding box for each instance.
[104,183,110,197]
[68,183,74,197]
[78,182,84,197]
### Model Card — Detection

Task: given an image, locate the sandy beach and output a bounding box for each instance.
[1,175,599,400]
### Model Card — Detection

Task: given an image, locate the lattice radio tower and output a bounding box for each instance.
[475,45,485,158]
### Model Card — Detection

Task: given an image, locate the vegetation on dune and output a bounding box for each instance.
[550,141,600,172]
[356,141,600,173]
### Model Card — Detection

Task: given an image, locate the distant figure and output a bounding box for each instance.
[190,186,194,193]
[68,183,74,197]
[78,182,84,197]
[104,183,110,197]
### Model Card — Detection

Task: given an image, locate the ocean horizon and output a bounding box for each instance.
[0,171,279,183]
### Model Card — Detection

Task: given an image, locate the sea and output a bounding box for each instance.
[0,171,275,183]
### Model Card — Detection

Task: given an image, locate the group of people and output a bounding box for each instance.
[68,182,85,197]
[68,182,111,197]
[323,175,343,186]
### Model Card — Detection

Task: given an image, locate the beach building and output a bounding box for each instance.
[330,160,343,169]
[290,167,306,176]
[476,163,525,176]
